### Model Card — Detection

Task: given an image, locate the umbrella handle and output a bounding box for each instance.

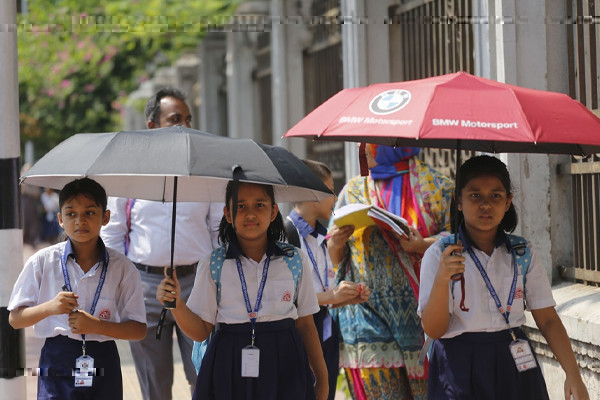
[164,176,178,309]
[451,141,463,282]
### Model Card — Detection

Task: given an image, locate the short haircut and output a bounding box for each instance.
[302,159,332,181]
[59,178,108,213]
[145,87,187,125]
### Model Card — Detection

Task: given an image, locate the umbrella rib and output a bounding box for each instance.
[87,132,132,176]
[417,82,446,143]
[317,88,370,138]
[506,88,536,143]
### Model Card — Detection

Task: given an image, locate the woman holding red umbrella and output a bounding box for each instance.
[328,144,454,400]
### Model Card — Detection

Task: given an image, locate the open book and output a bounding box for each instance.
[333,203,410,238]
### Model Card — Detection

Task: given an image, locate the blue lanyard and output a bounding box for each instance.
[466,246,518,340]
[235,255,271,346]
[302,237,329,292]
[60,241,109,350]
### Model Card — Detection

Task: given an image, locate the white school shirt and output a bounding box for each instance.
[417,236,556,339]
[286,212,335,294]
[8,240,146,341]
[187,242,320,325]
[101,197,223,265]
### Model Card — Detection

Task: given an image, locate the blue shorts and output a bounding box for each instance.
[38,335,122,400]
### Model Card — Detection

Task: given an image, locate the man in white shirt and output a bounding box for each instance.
[101,88,222,400]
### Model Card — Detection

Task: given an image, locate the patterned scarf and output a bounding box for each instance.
[368,145,428,238]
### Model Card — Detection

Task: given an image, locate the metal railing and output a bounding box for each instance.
[565,0,600,284]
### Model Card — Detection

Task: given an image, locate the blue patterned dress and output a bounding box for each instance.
[333,157,454,400]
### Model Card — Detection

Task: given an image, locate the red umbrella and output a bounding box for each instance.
[285,71,600,156]
[286,71,600,280]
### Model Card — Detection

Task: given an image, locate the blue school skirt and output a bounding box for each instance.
[313,306,340,400]
[193,318,316,400]
[428,328,549,400]
[38,335,122,400]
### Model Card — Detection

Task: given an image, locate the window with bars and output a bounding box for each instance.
[566,0,600,285]
[302,0,345,192]
[388,0,475,178]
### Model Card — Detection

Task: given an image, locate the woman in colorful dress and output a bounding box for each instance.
[327,144,454,400]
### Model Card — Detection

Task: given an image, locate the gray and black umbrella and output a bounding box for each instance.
[22,126,333,313]
[21,126,332,203]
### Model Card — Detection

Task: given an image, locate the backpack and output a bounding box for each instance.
[283,218,301,248]
[191,241,304,372]
[418,233,532,365]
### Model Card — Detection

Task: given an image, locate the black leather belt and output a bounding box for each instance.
[134,262,198,277]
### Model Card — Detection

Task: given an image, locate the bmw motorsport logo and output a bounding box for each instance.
[369,89,411,115]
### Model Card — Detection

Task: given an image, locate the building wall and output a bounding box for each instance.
[134,0,600,396]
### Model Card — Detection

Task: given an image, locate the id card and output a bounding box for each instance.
[323,314,333,341]
[74,355,94,387]
[509,339,537,372]
[241,346,260,378]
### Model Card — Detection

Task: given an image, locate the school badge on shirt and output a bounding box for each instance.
[98,309,111,320]
[281,290,292,302]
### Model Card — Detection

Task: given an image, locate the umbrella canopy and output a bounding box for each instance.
[21,126,333,203]
[285,71,600,156]
[22,126,333,314]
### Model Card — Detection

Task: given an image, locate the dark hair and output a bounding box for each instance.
[457,155,518,233]
[218,181,286,245]
[59,178,107,213]
[145,87,187,125]
[302,159,332,181]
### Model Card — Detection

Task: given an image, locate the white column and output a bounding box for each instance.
[490,0,552,278]
[340,0,394,180]
[0,1,26,397]
[341,0,367,180]
[226,24,259,139]
[199,32,227,136]
[271,0,308,157]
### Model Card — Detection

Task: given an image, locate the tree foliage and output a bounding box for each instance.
[18,0,240,158]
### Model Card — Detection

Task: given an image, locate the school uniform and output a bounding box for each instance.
[101,197,222,400]
[418,227,555,400]
[187,238,320,400]
[287,210,340,400]
[8,238,146,400]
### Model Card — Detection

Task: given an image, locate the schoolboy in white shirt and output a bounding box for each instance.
[9,178,146,400]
